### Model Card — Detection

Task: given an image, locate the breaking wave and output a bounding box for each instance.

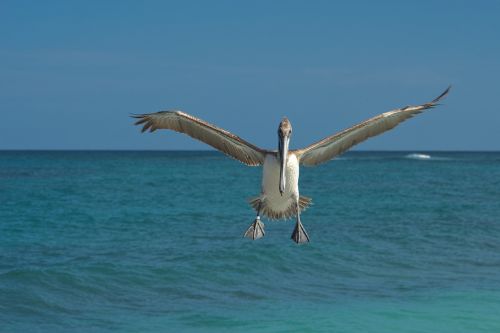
[405,153,432,160]
[405,153,452,161]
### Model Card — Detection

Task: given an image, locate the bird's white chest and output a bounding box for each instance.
[262,153,299,198]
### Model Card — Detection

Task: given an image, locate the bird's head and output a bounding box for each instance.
[278,117,292,195]
[278,117,292,139]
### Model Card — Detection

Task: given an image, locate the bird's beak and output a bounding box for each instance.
[278,133,289,196]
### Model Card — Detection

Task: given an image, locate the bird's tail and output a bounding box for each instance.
[248,195,312,220]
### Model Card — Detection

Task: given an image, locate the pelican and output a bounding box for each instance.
[132,87,450,244]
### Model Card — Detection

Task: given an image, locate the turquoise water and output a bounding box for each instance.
[1,151,500,332]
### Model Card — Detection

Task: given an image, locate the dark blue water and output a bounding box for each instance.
[1,151,500,332]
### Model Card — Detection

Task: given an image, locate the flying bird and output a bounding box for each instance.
[132,87,450,244]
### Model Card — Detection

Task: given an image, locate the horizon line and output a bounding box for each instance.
[1,149,499,153]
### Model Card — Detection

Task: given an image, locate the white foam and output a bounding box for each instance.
[405,153,431,160]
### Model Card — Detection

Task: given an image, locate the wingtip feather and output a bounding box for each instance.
[141,122,152,133]
[431,85,451,104]
[134,118,148,126]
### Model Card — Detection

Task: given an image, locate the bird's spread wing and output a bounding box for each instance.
[132,111,266,166]
[293,86,451,166]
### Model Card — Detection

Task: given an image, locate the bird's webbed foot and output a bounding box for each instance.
[291,220,310,244]
[244,217,265,240]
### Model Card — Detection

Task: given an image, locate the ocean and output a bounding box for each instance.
[1,151,500,332]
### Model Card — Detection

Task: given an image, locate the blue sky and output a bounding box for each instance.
[1,0,499,150]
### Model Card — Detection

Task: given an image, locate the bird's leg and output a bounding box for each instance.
[291,198,310,244]
[244,202,265,240]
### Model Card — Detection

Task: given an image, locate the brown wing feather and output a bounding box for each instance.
[294,86,451,166]
[132,111,266,166]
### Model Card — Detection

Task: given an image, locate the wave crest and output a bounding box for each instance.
[405,153,432,160]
